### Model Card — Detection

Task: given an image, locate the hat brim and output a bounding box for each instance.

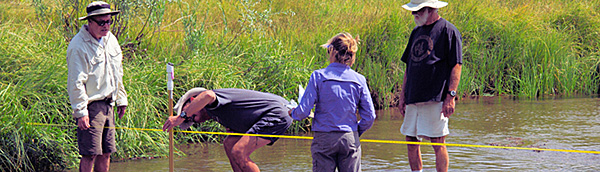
[402,1,448,11]
[78,11,120,20]
[173,87,207,130]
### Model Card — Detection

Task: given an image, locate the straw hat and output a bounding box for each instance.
[402,0,448,11]
[174,87,207,130]
[78,1,120,20]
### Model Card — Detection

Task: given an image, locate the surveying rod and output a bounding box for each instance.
[166,62,175,172]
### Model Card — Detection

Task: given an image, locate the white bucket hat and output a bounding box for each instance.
[78,1,120,20]
[402,0,448,11]
[173,87,207,130]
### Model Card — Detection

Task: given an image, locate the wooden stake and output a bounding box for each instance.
[168,89,174,172]
[167,63,175,172]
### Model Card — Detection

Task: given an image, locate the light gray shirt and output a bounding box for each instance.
[66,25,127,118]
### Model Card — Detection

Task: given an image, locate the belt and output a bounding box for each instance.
[90,97,113,104]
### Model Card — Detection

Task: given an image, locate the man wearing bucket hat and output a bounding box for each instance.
[66,1,125,171]
[162,88,293,172]
[397,0,463,172]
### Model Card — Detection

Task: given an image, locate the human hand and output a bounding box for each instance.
[77,116,90,130]
[358,127,364,137]
[397,99,406,117]
[162,116,184,132]
[288,108,294,116]
[117,106,127,119]
[442,97,455,118]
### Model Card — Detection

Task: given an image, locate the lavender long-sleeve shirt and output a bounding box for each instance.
[291,62,376,135]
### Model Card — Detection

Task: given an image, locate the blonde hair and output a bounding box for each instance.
[322,32,360,66]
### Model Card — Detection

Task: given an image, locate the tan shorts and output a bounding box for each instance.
[77,99,116,155]
[400,101,449,139]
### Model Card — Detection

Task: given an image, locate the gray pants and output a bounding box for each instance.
[311,131,361,172]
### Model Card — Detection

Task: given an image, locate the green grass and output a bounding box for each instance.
[1,0,599,170]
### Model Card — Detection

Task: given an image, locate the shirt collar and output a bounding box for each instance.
[327,62,350,69]
[81,25,105,45]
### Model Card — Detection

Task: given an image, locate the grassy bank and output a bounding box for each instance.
[1,0,599,170]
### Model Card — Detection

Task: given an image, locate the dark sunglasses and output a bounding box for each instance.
[412,7,431,14]
[89,17,113,26]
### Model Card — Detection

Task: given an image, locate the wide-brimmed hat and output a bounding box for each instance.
[173,87,207,130]
[402,0,448,11]
[78,1,120,20]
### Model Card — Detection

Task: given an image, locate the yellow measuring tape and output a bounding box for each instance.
[26,122,600,154]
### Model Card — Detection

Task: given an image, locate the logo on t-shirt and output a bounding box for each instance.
[410,35,433,62]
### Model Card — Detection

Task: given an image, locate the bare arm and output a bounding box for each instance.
[442,64,462,117]
[398,74,407,117]
[183,90,217,115]
[163,90,217,131]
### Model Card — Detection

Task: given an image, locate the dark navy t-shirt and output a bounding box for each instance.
[205,88,292,133]
[400,18,463,104]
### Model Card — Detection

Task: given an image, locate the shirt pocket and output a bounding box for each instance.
[89,50,105,75]
[108,48,122,64]
[90,50,105,65]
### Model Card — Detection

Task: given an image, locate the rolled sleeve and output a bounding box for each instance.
[110,38,128,106]
[115,61,127,106]
[67,48,89,118]
[116,81,128,106]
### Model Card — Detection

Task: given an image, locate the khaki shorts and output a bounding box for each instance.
[400,101,449,139]
[77,100,116,155]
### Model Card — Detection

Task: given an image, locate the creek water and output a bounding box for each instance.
[110,97,600,171]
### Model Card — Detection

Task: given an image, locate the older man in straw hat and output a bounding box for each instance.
[66,1,126,171]
[397,0,463,171]
[163,88,293,172]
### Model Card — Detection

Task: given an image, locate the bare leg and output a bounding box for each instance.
[430,136,449,172]
[227,135,271,172]
[223,135,243,172]
[80,155,95,172]
[94,153,111,172]
[406,136,422,171]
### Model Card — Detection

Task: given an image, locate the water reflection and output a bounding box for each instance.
[111,97,600,171]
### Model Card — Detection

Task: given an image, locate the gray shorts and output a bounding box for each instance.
[236,107,292,146]
[77,100,116,155]
[311,131,361,172]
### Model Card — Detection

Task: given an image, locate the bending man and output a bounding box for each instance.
[162,88,293,172]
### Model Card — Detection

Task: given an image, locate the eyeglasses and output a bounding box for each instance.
[89,18,113,26]
[413,7,431,14]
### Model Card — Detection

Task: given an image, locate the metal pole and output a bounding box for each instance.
[167,63,175,172]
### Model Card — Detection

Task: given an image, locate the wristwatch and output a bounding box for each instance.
[179,111,194,122]
[448,90,457,97]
